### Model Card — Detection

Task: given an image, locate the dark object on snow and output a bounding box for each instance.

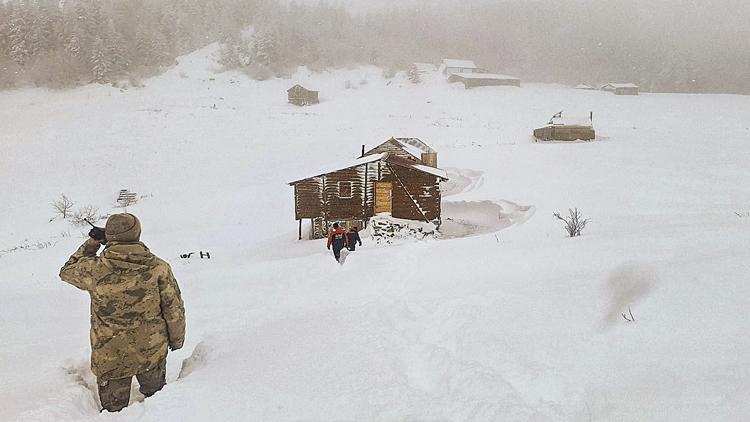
[289,137,447,240]
[327,224,348,262]
[287,84,319,106]
[600,83,639,95]
[180,251,210,259]
[448,72,521,88]
[180,252,195,259]
[347,227,362,251]
[200,251,210,259]
[85,219,107,244]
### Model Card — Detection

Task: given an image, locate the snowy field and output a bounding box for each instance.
[1,45,749,421]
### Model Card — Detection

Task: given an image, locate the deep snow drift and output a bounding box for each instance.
[1,45,749,421]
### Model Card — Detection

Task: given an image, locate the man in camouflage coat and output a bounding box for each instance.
[59,213,186,412]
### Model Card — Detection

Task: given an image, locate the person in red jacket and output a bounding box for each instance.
[327,222,349,262]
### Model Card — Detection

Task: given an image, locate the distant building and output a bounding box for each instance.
[533,111,595,142]
[289,138,447,239]
[287,84,319,106]
[601,83,639,95]
[575,84,597,90]
[440,59,478,75]
[448,72,521,89]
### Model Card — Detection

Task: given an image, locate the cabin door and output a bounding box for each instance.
[374,182,392,214]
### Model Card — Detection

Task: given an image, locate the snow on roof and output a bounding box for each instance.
[386,155,448,180]
[575,84,596,89]
[408,163,448,179]
[450,72,520,81]
[603,83,639,89]
[288,153,387,184]
[442,59,477,69]
[392,137,435,160]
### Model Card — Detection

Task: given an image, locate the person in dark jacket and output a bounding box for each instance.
[326,222,348,262]
[347,227,362,251]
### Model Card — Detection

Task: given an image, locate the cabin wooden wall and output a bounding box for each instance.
[322,166,368,220]
[294,178,323,219]
[384,164,441,222]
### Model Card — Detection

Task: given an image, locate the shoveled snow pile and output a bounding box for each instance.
[1,44,749,421]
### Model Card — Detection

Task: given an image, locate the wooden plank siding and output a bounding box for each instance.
[294,178,323,219]
[385,164,441,221]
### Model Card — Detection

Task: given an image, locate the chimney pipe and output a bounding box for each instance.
[361,145,365,157]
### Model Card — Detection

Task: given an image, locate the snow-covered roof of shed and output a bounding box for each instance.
[442,59,477,69]
[602,83,638,89]
[392,137,435,159]
[450,72,520,81]
[575,84,596,89]
[288,153,387,185]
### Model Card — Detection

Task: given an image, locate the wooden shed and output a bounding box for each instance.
[534,112,595,142]
[287,84,319,106]
[601,83,639,95]
[289,140,447,240]
[448,72,521,88]
[440,59,478,76]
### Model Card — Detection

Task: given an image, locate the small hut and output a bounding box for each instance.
[601,83,639,95]
[448,72,521,89]
[533,111,595,142]
[289,138,447,239]
[287,84,319,106]
[440,59,478,76]
[575,84,597,90]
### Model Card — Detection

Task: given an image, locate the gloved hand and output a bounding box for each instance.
[88,226,107,244]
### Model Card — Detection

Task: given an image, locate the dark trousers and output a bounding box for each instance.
[98,359,166,412]
[332,246,343,261]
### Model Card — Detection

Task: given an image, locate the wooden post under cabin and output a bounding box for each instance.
[298,219,302,240]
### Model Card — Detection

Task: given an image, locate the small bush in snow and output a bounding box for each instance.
[553,208,589,237]
[51,194,75,220]
[70,205,100,227]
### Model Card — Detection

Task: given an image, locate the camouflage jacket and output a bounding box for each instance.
[60,238,185,380]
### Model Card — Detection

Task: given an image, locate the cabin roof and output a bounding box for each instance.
[450,72,520,81]
[287,84,317,93]
[602,83,639,89]
[288,151,448,185]
[442,59,477,69]
[575,84,596,89]
[288,153,387,185]
[390,137,436,159]
[386,155,448,180]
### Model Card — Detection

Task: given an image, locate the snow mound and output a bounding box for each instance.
[439,200,535,239]
[441,167,485,197]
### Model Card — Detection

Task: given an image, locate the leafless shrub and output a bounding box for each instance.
[51,194,75,219]
[71,205,100,226]
[553,208,589,237]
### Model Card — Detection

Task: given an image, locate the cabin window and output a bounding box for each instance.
[338,181,353,199]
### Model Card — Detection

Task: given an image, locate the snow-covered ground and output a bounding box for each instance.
[1,45,749,421]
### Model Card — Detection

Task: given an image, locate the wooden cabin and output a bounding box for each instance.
[601,83,639,95]
[363,137,438,167]
[534,112,595,142]
[448,72,521,89]
[440,59,477,76]
[287,84,319,106]
[289,139,447,240]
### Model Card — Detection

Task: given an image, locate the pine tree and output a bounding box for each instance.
[89,37,111,83]
[8,4,30,65]
[253,30,276,68]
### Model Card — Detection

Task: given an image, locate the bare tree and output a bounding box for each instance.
[553,208,589,237]
[71,205,100,226]
[51,194,75,219]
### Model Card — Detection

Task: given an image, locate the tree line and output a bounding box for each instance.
[1,0,748,94]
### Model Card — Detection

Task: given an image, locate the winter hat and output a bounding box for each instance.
[105,213,142,242]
